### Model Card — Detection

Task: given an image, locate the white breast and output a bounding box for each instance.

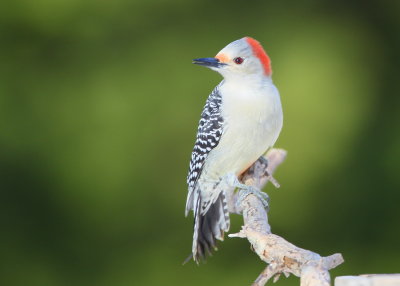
[202,79,283,180]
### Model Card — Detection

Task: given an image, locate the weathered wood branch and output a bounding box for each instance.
[228,148,344,286]
[335,274,400,286]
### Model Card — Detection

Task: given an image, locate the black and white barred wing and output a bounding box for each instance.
[185,85,223,215]
[185,84,230,261]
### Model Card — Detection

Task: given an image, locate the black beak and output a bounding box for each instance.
[192,57,226,68]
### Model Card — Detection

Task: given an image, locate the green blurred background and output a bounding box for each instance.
[1,0,399,285]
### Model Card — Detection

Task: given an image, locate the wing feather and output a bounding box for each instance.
[185,83,224,215]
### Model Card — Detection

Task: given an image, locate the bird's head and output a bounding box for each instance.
[193,37,272,80]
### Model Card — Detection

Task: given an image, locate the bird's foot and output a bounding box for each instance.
[236,186,270,211]
[222,173,270,211]
[250,157,280,188]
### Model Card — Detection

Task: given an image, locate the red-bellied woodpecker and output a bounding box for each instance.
[186,37,283,262]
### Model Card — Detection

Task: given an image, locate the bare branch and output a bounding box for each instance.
[335,274,400,286]
[228,148,344,286]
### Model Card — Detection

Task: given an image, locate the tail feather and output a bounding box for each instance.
[192,191,230,262]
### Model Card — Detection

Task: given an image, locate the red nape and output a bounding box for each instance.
[245,37,272,76]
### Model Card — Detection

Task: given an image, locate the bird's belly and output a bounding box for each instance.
[199,81,283,182]
[202,109,282,180]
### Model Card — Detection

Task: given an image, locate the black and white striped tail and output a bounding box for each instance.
[191,192,230,262]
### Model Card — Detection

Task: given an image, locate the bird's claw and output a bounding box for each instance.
[236,186,270,211]
[222,173,270,211]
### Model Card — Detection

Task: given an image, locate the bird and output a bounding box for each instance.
[185,37,283,262]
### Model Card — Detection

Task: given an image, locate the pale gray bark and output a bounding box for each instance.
[335,274,400,286]
[229,148,344,286]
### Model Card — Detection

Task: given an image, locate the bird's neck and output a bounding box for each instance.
[222,74,272,90]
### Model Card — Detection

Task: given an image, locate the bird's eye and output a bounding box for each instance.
[234,57,244,65]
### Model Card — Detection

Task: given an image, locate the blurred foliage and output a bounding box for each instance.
[0,0,399,285]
